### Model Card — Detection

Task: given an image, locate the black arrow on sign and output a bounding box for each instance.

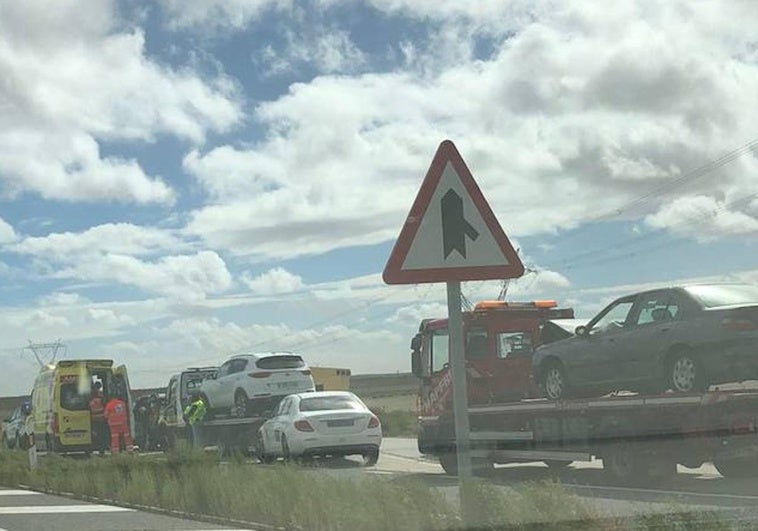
[441,188,479,259]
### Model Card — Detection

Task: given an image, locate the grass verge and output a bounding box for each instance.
[373,408,417,437]
[0,449,742,530]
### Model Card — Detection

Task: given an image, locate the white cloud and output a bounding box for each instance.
[388,302,448,325]
[0,0,242,204]
[645,195,758,240]
[243,267,305,295]
[184,1,758,260]
[38,292,91,307]
[56,251,233,303]
[256,27,366,76]
[12,223,188,260]
[158,0,286,31]
[0,218,17,244]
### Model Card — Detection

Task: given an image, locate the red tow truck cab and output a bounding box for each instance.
[411,300,577,418]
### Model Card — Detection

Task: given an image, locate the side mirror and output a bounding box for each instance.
[575,325,588,337]
[411,350,422,378]
[410,335,422,352]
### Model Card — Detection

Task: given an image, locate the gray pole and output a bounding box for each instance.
[446,280,471,484]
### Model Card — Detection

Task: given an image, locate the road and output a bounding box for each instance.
[374,438,758,519]
[0,487,247,531]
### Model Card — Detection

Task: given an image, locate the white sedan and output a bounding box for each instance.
[257,391,382,465]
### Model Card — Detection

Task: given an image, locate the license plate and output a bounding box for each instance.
[277,381,299,389]
[327,419,354,427]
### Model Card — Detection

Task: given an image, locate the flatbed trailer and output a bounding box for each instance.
[419,389,758,482]
[161,415,265,456]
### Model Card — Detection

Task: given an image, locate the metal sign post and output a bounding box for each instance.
[447,281,472,480]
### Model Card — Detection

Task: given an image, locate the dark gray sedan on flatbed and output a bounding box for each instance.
[533,283,758,400]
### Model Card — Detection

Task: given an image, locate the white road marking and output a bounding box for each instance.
[569,484,758,502]
[0,490,41,496]
[0,505,133,514]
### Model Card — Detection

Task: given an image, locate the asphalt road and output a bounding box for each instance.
[0,487,247,531]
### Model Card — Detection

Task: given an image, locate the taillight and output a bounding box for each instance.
[300,370,311,376]
[732,419,756,434]
[249,372,271,378]
[294,420,314,432]
[721,318,758,332]
[367,416,380,429]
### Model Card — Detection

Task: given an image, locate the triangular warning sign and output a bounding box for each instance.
[383,140,524,284]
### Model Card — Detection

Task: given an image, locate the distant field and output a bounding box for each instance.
[362,394,415,412]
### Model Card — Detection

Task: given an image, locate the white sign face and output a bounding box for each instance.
[401,162,511,271]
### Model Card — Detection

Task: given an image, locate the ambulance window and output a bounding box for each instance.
[497,332,534,358]
[466,330,489,359]
[60,383,89,411]
[430,331,449,373]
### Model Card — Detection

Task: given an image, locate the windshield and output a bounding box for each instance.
[685,284,758,308]
[299,396,363,412]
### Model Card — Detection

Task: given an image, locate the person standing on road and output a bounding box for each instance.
[183,393,207,448]
[88,382,107,453]
[104,395,134,455]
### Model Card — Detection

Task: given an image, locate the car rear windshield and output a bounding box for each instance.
[685,285,758,308]
[299,396,363,412]
[60,383,89,411]
[256,355,305,370]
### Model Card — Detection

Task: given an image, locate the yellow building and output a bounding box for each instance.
[310,367,351,391]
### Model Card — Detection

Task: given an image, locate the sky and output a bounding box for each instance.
[0,0,756,394]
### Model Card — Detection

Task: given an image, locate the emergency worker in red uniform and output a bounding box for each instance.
[104,396,134,454]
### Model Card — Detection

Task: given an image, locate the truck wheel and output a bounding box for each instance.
[542,361,568,400]
[667,350,705,393]
[232,389,249,418]
[439,452,458,476]
[714,458,758,479]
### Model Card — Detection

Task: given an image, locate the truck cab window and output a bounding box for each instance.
[430,331,449,373]
[466,330,489,359]
[497,332,533,358]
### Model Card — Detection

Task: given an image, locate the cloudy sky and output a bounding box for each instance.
[0,0,756,394]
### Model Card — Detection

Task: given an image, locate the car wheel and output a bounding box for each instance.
[257,433,275,464]
[281,434,291,461]
[667,351,705,393]
[542,361,568,400]
[363,448,379,467]
[232,389,249,418]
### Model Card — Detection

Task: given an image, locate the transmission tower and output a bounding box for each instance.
[24,340,66,367]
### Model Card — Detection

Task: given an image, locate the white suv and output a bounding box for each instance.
[200,352,315,417]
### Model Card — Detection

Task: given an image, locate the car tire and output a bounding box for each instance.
[232,389,249,418]
[257,434,275,464]
[667,350,705,393]
[714,458,758,479]
[542,360,568,401]
[363,448,379,467]
[281,434,291,461]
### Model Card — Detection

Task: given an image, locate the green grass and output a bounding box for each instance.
[0,449,742,530]
[373,408,417,437]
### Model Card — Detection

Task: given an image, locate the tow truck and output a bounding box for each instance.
[158,368,265,455]
[413,300,758,482]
